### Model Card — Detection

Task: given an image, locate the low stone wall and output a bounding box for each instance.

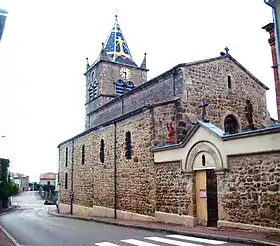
[59,203,280,233]
[218,220,280,234]
[59,203,196,226]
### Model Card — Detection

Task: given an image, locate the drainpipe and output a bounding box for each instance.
[70,139,74,215]
[58,147,61,213]
[264,1,280,80]
[113,122,117,219]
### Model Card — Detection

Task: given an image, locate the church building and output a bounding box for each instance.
[58,16,280,232]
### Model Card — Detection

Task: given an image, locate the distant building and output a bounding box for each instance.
[0,8,8,41]
[39,172,56,186]
[11,173,29,192]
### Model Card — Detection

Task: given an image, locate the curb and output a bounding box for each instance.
[0,224,20,246]
[0,205,17,216]
[48,211,279,246]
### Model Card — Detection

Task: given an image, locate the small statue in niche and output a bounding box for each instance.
[167,122,176,144]
[245,99,256,130]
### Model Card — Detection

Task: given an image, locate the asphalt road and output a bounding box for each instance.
[0,191,250,246]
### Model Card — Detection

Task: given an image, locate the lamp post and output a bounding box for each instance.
[1,136,6,158]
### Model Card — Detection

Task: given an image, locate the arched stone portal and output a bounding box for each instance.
[185,141,224,172]
[185,141,224,227]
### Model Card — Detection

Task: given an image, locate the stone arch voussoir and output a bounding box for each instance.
[185,141,224,172]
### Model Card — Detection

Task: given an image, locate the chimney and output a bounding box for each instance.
[262,23,280,120]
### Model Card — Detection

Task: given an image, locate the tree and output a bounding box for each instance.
[0,159,19,209]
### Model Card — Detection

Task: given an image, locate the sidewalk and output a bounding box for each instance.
[49,211,280,246]
[0,206,19,246]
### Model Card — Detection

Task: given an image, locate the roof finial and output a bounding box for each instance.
[115,9,119,22]
[100,42,109,61]
[140,53,147,69]
[86,57,90,70]
[225,46,230,55]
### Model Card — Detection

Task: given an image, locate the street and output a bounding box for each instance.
[0,192,249,246]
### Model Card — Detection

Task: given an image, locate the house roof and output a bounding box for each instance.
[11,172,27,179]
[39,172,56,180]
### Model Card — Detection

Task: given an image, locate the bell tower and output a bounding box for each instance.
[84,15,149,129]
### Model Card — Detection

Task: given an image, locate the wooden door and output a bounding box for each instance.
[195,170,207,226]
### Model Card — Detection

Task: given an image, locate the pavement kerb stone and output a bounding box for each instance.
[0,224,21,246]
[0,205,17,215]
[48,211,279,246]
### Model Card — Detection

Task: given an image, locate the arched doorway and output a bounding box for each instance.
[224,115,239,134]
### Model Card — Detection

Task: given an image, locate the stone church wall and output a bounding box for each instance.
[88,70,183,128]
[153,102,177,146]
[218,152,280,229]
[115,111,155,216]
[180,58,270,132]
[155,161,194,216]
[59,109,157,215]
[58,142,73,205]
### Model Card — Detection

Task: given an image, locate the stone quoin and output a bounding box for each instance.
[57,16,280,233]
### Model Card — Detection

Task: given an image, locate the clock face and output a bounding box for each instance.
[120,67,131,80]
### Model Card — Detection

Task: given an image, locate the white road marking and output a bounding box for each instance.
[145,237,203,246]
[95,242,120,246]
[166,235,227,245]
[121,239,160,246]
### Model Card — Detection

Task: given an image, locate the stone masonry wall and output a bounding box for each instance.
[85,61,148,128]
[155,162,195,216]
[116,111,155,216]
[59,142,72,205]
[218,152,280,228]
[153,102,177,146]
[87,71,181,128]
[180,57,270,131]
[59,109,156,216]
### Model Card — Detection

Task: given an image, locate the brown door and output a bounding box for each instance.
[206,169,218,227]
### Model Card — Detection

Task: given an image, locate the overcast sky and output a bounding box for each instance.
[0,0,276,182]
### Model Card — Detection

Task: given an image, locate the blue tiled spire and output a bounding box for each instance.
[103,15,138,67]
[0,9,8,41]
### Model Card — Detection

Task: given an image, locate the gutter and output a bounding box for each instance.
[70,139,74,215]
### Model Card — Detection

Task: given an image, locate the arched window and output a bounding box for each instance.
[91,72,95,81]
[227,75,232,89]
[125,81,134,92]
[125,131,132,159]
[81,144,85,165]
[116,80,124,95]
[202,154,206,166]
[88,84,94,100]
[100,139,105,163]
[93,80,98,97]
[224,115,239,134]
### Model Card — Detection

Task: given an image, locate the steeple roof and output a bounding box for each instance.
[103,15,138,67]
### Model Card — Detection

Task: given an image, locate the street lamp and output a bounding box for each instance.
[0,136,6,158]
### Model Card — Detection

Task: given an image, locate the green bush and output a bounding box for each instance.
[0,159,19,208]
[3,181,19,197]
